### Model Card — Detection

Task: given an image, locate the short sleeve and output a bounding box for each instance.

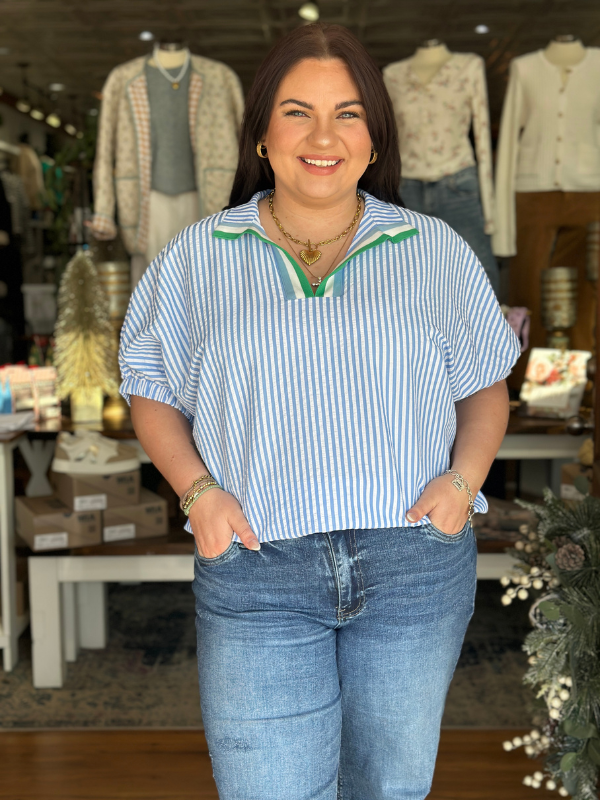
[118,230,196,422]
[444,235,521,402]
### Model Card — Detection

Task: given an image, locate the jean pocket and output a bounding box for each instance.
[447,167,478,196]
[194,539,240,566]
[424,520,472,543]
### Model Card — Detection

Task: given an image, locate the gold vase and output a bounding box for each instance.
[541,267,578,349]
[71,387,104,422]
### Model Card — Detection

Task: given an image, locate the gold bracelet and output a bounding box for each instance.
[182,481,219,512]
[180,474,215,511]
[183,484,220,516]
[445,470,475,523]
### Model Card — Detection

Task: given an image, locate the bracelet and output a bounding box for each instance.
[445,470,475,523]
[183,484,221,516]
[182,481,220,513]
[180,474,215,511]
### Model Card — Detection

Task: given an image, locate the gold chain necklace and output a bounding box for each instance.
[292,235,347,290]
[268,190,362,268]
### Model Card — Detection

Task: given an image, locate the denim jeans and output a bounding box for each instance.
[193,523,477,800]
[400,166,500,295]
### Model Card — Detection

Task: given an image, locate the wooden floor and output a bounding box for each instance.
[0,728,556,799]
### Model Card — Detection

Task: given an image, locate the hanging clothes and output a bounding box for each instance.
[91,53,244,257]
[493,48,600,257]
[17,143,45,211]
[383,53,496,234]
[0,177,26,361]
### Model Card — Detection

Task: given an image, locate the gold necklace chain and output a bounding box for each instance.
[268,190,362,267]
[292,235,348,290]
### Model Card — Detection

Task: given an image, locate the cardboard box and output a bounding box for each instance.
[15,495,102,551]
[102,488,168,542]
[560,462,593,501]
[50,469,140,511]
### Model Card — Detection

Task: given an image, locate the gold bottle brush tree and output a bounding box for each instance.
[53,249,120,422]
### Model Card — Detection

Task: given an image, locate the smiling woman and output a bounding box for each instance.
[120,20,521,800]
[229,23,400,209]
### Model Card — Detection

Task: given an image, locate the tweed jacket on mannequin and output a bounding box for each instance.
[92,54,244,255]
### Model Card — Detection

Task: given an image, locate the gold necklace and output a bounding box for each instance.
[292,235,347,290]
[268,190,362,267]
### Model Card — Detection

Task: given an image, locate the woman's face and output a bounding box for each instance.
[263,57,372,204]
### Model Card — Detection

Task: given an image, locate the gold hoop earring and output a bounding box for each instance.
[369,149,378,165]
[256,142,268,159]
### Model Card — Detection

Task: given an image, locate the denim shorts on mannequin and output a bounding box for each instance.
[400,166,500,295]
[192,523,477,800]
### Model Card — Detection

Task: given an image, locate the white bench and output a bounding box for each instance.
[28,550,518,688]
[24,432,583,688]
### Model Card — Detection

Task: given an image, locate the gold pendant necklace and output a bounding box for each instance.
[268,190,362,267]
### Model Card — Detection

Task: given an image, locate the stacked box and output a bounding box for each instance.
[15,495,102,551]
[102,488,168,542]
[48,469,168,543]
[50,469,140,511]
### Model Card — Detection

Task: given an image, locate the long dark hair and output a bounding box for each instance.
[228,23,401,208]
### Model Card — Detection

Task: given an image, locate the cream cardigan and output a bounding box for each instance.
[493,48,600,257]
[92,54,244,255]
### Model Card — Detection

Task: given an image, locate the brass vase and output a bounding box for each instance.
[90,239,132,422]
[541,267,578,349]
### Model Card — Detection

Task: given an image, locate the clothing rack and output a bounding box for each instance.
[0,140,20,156]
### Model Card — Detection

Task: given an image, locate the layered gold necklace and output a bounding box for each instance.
[268,190,362,275]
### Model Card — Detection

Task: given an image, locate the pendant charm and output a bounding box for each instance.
[299,241,322,266]
[172,82,180,90]
[311,277,322,287]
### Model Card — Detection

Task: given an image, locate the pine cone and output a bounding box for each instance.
[555,543,585,571]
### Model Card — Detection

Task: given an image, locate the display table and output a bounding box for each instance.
[0,410,586,685]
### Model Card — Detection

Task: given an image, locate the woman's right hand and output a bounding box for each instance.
[188,487,261,558]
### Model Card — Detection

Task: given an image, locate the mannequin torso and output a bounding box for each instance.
[409,42,452,84]
[148,44,189,70]
[544,39,586,86]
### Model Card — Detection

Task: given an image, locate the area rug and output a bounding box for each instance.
[0,580,534,729]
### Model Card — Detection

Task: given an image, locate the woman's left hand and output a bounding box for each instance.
[405,475,471,535]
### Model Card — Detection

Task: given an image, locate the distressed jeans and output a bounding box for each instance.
[192,523,477,800]
[400,165,500,295]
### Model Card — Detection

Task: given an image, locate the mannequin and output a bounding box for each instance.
[493,37,600,388]
[544,35,586,76]
[383,42,499,293]
[409,40,452,84]
[91,40,244,287]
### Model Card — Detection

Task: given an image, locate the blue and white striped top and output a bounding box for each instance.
[119,190,520,542]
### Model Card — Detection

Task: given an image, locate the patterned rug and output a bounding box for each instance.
[0,580,535,729]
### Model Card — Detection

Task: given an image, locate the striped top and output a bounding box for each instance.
[119,190,520,542]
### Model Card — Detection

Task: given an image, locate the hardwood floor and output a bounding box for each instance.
[1,729,556,799]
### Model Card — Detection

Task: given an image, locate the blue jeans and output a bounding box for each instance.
[193,523,477,799]
[400,166,500,295]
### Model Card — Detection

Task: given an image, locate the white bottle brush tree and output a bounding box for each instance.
[53,249,120,416]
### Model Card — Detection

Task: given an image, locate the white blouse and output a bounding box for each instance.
[493,48,600,257]
[383,53,495,234]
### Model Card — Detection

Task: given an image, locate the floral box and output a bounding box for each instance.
[519,348,591,419]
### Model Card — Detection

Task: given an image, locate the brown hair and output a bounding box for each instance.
[228,23,401,208]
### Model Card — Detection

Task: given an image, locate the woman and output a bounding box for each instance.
[120,23,520,800]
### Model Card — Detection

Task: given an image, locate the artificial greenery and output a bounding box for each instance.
[43,113,97,268]
[499,489,600,799]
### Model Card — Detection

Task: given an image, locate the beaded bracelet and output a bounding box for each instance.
[180,474,215,511]
[445,469,475,523]
[182,481,220,514]
[183,483,221,516]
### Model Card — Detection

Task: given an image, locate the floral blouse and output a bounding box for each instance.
[383,52,495,235]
